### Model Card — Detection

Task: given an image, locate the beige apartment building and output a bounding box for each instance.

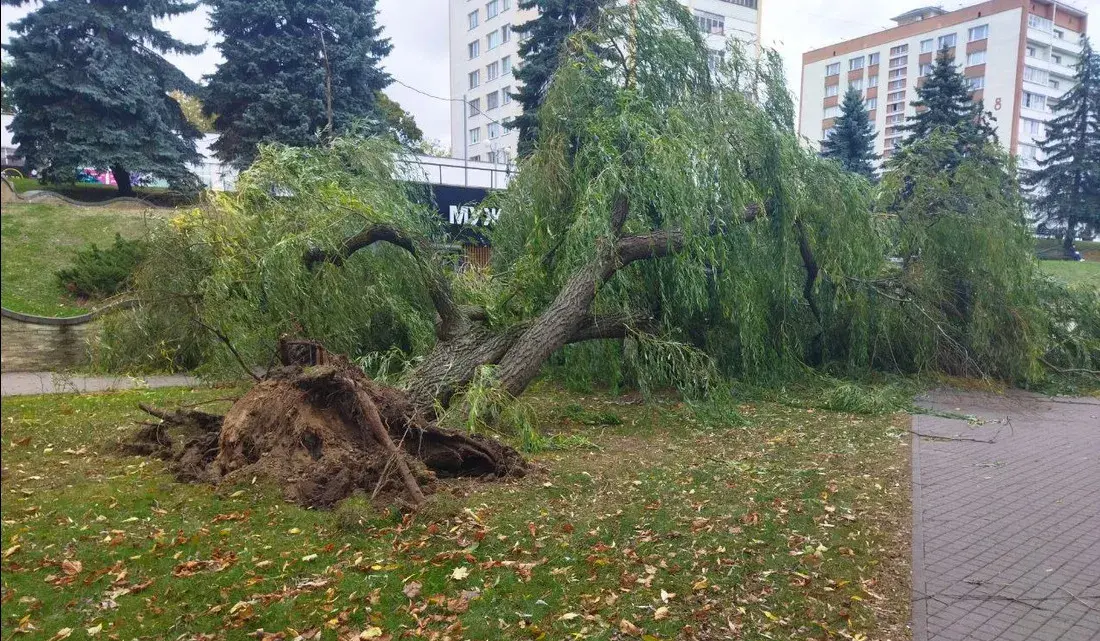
[799,1,1089,169]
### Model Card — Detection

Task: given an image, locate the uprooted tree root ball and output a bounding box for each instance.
[125,365,526,508]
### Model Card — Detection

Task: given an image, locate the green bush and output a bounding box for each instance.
[56,233,147,299]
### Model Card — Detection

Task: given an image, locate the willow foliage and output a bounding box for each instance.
[103,0,1087,388]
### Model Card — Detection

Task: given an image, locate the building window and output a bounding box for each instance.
[865,97,878,110]
[850,55,865,71]
[825,84,839,97]
[501,24,511,43]
[469,127,481,144]
[502,86,512,104]
[695,10,725,35]
[822,127,835,140]
[717,0,758,8]
[887,90,905,102]
[868,52,880,66]
[1028,14,1052,32]
[825,62,840,76]
[1049,78,1061,90]
[469,155,481,162]
[888,79,905,90]
[889,55,907,69]
[468,10,479,30]
[468,97,481,117]
[966,50,986,66]
[1023,65,1048,85]
[966,76,984,91]
[888,68,907,79]
[886,102,903,114]
[885,113,904,125]
[920,39,934,53]
[1053,28,1065,40]
[468,40,480,59]
[469,70,480,89]
[938,33,957,50]
[488,122,501,139]
[850,78,864,91]
[487,30,501,50]
[824,105,840,118]
[1051,53,1063,65]
[889,44,908,56]
[486,90,499,110]
[1018,143,1038,162]
[1019,117,1044,138]
[501,55,512,74]
[1022,91,1047,111]
[919,63,933,77]
[968,24,989,41]
[486,0,500,20]
[868,75,879,88]
[486,61,500,81]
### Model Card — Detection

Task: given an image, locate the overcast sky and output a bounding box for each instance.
[3,0,1096,149]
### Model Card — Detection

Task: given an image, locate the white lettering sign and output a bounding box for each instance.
[448,205,501,226]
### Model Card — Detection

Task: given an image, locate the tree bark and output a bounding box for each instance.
[1063,217,1077,260]
[111,165,134,197]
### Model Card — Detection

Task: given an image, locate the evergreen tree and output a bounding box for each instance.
[509,0,607,158]
[203,0,392,168]
[820,87,877,179]
[1023,37,1100,258]
[901,47,996,154]
[2,0,203,195]
[1,55,15,115]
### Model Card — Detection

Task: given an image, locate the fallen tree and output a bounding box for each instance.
[115,0,1090,508]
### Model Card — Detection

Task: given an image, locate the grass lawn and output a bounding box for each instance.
[1038,260,1100,290]
[6,177,189,207]
[0,384,911,640]
[1,203,164,316]
[1035,238,1100,262]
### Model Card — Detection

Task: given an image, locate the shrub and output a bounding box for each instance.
[56,233,147,299]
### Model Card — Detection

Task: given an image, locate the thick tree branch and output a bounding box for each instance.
[569,312,654,343]
[304,224,468,340]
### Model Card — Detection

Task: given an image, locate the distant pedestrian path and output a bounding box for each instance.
[911,389,1100,641]
[1,371,203,396]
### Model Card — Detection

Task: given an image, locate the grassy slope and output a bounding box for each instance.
[1,203,162,316]
[1035,238,1100,261]
[1038,260,1100,289]
[0,384,911,640]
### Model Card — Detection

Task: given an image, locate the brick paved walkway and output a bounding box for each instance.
[912,390,1100,641]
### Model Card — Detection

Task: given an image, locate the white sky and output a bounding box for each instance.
[3,0,1096,150]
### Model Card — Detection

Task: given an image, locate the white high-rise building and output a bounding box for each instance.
[448,0,762,163]
[799,1,1089,170]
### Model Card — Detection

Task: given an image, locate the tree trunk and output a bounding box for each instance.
[111,165,134,197]
[1063,217,1077,260]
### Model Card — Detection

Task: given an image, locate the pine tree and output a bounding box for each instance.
[1023,37,1100,258]
[901,47,996,155]
[2,0,203,195]
[509,0,607,158]
[821,87,877,179]
[203,0,393,168]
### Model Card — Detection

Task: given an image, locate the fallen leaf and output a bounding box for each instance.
[402,581,421,599]
[358,627,383,639]
[47,629,73,641]
[301,554,318,562]
[653,606,669,621]
[86,624,103,636]
[450,566,469,581]
[558,612,580,621]
[61,560,82,576]
[619,619,643,636]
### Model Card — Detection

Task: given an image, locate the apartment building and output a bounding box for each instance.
[799,1,1089,169]
[449,0,762,163]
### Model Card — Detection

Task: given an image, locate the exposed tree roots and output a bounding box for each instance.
[126,365,526,509]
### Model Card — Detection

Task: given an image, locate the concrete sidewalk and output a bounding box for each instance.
[1,371,204,397]
[911,390,1100,641]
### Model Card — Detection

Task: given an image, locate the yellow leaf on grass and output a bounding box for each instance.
[653,606,669,621]
[86,624,103,636]
[450,566,469,580]
[359,627,384,639]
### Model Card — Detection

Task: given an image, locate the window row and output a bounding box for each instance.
[695,10,725,36]
[468,55,512,89]
[467,0,512,30]
[825,25,986,83]
[468,119,507,144]
[467,25,512,59]
[467,87,514,118]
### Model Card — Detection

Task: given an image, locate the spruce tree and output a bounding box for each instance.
[821,87,877,179]
[2,0,203,195]
[509,0,607,158]
[203,0,392,168]
[1023,37,1100,258]
[901,47,995,154]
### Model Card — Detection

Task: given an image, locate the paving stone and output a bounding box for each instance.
[911,390,1100,641]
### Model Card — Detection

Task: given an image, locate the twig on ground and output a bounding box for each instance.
[910,431,997,444]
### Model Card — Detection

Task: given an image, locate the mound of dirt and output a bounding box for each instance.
[127,365,525,508]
